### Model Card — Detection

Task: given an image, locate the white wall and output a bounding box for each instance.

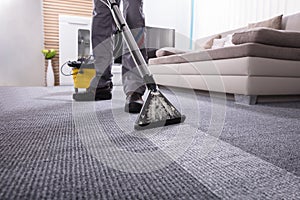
[144,0,192,50]
[285,0,300,14]
[193,0,300,39]
[0,0,44,86]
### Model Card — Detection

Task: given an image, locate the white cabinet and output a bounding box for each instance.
[59,15,92,86]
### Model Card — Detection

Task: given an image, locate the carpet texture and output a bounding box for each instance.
[0,86,299,200]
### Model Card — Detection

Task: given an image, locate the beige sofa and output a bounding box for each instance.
[148,13,300,104]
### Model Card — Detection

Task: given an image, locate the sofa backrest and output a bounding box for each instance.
[194,27,246,50]
[194,12,300,50]
[282,12,300,31]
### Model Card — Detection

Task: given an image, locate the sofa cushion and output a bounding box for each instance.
[202,34,222,49]
[232,28,300,48]
[149,43,300,65]
[212,34,235,49]
[248,15,283,29]
[282,12,300,31]
[211,38,227,49]
[156,47,188,57]
[224,34,234,47]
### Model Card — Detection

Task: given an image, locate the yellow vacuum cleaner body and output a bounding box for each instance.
[72,68,95,89]
[61,59,96,92]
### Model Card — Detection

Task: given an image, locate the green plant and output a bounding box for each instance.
[41,49,57,59]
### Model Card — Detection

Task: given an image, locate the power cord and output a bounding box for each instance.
[60,61,76,76]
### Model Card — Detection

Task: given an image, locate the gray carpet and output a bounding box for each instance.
[0,86,299,200]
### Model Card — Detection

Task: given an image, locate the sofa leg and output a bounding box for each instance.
[234,94,257,105]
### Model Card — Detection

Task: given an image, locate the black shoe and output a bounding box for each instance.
[73,83,112,101]
[125,92,144,113]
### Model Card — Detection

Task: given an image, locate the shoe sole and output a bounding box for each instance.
[125,102,143,113]
[73,93,112,101]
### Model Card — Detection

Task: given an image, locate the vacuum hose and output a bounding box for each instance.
[108,0,158,92]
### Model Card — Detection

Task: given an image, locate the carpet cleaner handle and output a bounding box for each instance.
[107,0,157,92]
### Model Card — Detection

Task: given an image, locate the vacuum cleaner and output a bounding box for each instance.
[105,0,186,130]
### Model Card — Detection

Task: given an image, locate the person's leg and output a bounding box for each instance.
[122,0,147,112]
[73,0,118,101]
[122,0,147,96]
[90,0,114,89]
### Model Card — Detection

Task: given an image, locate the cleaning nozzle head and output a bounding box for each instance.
[134,90,186,130]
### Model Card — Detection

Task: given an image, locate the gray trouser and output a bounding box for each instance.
[90,0,147,95]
